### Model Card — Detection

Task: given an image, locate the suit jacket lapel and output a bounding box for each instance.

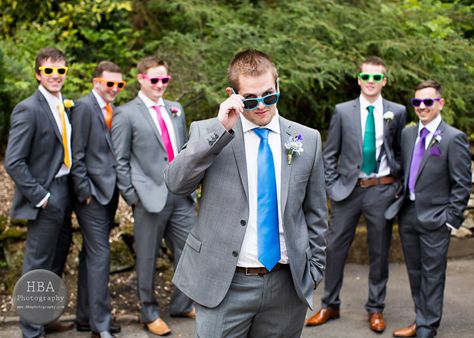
[89,92,114,152]
[163,101,183,149]
[231,119,249,201]
[136,97,167,151]
[418,121,446,177]
[352,99,363,157]
[279,117,293,214]
[377,100,390,170]
[36,90,62,143]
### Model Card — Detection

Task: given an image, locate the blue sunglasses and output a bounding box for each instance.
[231,88,280,110]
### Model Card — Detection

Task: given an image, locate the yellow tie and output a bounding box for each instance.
[57,103,71,168]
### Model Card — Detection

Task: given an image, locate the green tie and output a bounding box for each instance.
[361,105,376,175]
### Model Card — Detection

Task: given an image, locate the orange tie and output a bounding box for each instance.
[57,103,71,168]
[104,103,113,130]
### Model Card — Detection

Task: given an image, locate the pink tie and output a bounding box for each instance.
[152,105,175,162]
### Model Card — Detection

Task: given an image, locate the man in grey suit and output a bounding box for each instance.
[164,49,328,337]
[71,61,126,338]
[306,56,406,333]
[386,80,471,338]
[5,47,74,338]
[112,56,195,336]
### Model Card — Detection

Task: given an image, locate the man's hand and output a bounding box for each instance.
[217,89,244,130]
[86,196,92,205]
[42,200,48,209]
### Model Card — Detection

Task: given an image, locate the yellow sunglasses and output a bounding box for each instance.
[38,66,69,76]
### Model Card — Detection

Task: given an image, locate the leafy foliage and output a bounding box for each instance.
[0,0,473,156]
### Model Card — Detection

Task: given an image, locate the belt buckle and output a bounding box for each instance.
[359,179,369,188]
[244,268,261,276]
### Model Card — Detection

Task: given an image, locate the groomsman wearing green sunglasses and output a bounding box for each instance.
[306,56,407,333]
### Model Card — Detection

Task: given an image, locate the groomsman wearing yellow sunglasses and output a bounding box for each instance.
[5,47,74,338]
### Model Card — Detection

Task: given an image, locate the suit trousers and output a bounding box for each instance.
[322,183,396,313]
[133,192,195,323]
[20,175,72,338]
[75,191,119,332]
[195,267,307,338]
[399,201,451,338]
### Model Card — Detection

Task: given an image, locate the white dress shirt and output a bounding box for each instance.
[138,92,179,156]
[237,112,289,267]
[359,95,390,178]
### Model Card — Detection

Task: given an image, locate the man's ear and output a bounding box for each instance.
[226,87,234,96]
[276,77,280,92]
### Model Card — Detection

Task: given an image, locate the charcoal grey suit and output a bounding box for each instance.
[4,89,72,338]
[322,97,406,313]
[385,120,471,338]
[71,91,119,333]
[164,117,328,336]
[112,96,195,323]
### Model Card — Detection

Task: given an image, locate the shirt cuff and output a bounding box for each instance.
[36,193,50,208]
[446,222,456,231]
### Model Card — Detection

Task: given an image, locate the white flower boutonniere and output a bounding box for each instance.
[284,133,303,165]
[433,130,442,143]
[171,107,181,117]
[383,111,394,121]
[63,99,75,109]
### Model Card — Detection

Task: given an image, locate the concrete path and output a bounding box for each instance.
[1,259,473,337]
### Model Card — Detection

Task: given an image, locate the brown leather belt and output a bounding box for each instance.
[236,263,289,276]
[357,175,396,188]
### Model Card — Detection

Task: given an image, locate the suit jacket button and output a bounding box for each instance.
[164,157,168,161]
[232,251,238,257]
[240,220,246,226]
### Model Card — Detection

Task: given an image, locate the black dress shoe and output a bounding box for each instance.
[44,320,74,333]
[76,320,121,333]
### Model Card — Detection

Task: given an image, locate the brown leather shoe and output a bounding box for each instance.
[146,317,171,336]
[369,312,386,333]
[305,308,340,326]
[393,322,416,337]
[44,320,75,333]
[170,308,196,319]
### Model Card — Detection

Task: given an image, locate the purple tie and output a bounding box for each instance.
[408,127,429,194]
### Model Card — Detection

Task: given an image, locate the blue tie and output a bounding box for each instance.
[253,128,280,270]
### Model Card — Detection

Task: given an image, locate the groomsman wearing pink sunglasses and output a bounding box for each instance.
[111,56,196,336]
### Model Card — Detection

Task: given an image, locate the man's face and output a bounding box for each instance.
[35,58,67,97]
[93,71,123,104]
[138,65,168,102]
[358,63,387,101]
[237,71,278,126]
[414,87,444,125]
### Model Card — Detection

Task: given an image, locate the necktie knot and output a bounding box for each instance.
[420,127,429,139]
[367,105,375,114]
[253,128,270,140]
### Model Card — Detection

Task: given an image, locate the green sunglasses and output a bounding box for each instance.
[359,73,385,82]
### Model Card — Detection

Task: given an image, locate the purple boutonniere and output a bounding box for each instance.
[171,107,181,117]
[429,130,442,157]
[284,133,304,165]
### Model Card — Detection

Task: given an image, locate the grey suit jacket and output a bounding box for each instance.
[385,121,471,229]
[112,96,188,212]
[71,92,117,205]
[164,116,328,309]
[5,90,66,220]
[323,98,406,202]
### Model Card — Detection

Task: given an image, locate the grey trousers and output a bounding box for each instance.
[195,267,307,338]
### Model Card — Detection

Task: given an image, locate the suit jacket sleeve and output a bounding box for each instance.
[445,132,472,228]
[165,119,234,195]
[305,131,328,286]
[4,104,49,205]
[111,106,139,205]
[323,107,342,188]
[71,99,92,202]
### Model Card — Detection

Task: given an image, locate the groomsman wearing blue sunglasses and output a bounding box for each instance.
[164,49,328,337]
[306,56,406,333]
[386,80,471,338]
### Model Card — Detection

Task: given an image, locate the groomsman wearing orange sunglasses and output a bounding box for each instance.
[71,61,125,338]
[5,47,74,338]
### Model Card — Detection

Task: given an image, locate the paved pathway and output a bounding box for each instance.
[1,259,473,337]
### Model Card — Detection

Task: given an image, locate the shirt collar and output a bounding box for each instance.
[418,114,442,135]
[138,91,164,108]
[38,84,62,107]
[240,110,280,135]
[91,89,107,109]
[359,94,383,111]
